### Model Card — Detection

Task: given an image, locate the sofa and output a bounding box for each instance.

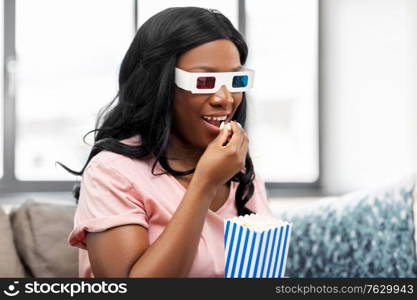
[275,174,417,277]
[0,199,78,277]
[0,174,416,278]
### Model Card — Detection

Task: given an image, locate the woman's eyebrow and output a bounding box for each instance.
[187,66,242,72]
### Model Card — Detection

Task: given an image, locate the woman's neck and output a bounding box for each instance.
[165,134,203,173]
[165,134,230,190]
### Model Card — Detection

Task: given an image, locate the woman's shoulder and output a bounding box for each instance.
[88,135,139,162]
[85,135,154,177]
[252,170,266,188]
[120,135,142,146]
[245,170,273,216]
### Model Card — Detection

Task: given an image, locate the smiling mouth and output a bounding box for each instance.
[201,114,230,129]
[202,118,222,128]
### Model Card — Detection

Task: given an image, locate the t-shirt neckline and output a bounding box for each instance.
[165,171,235,215]
[152,159,235,215]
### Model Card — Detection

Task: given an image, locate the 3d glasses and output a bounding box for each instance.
[175,67,254,94]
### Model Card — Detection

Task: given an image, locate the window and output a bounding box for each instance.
[0,1,3,178]
[246,0,319,184]
[14,0,134,180]
[0,0,320,193]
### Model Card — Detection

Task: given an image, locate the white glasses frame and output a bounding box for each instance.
[174,67,255,94]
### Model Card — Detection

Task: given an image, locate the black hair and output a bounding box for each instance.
[57,7,256,216]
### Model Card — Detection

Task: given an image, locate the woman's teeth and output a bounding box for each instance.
[202,115,227,121]
[202,115,228,128]
[204,119,221,127]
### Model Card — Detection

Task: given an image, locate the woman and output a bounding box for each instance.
[63,6,273,278]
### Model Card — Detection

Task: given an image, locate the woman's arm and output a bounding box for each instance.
[86,170,217,278]
[128,173,217,277]
[86,121,248,277]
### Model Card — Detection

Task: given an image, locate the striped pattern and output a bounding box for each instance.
[224,220,292,278]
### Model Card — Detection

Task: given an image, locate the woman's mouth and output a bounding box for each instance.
[203,118,221,127]
[201,115,229,132]
[201,118,221,132]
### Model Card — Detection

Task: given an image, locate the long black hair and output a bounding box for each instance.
[58,7,256,216]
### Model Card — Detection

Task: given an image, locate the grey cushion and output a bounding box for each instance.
[276,174,417,277]
[10,199,78,277]
[0,207,25,277]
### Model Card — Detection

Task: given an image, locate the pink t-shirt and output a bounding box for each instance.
[67,135,273,278]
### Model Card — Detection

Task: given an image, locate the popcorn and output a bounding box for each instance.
[220,121,232,131]
[224,214,292,278]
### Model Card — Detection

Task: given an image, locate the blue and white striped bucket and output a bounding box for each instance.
[224,218,292,278]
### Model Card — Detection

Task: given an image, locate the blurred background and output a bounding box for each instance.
[1,0,417,279]
[0,0,416,206]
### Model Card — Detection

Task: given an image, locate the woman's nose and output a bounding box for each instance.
[209,85,234,107]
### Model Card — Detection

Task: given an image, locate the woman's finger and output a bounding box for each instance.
[226,121,245,147]
[239,127,248,149]
[214,122,232,147]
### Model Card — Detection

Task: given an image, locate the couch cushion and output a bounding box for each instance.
[413,176,417,261]
[276,174,417,277]
[10,199,78,277]
[0,207,25,277]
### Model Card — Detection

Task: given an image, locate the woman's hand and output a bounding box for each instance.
[194,121,248,188]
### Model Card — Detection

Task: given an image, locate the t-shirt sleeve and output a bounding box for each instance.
[67,160,149,250]
[248,172,274,217]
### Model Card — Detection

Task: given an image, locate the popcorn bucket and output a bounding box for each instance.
[224,214,292,278]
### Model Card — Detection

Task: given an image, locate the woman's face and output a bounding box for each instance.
[172,39,243,151]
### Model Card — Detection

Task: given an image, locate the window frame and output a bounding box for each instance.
[1,0,322,197]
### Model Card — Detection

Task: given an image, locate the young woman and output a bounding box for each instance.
[64,6,273,278]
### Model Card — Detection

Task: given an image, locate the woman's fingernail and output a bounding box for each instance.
[220,121,225,130]
[237,122,242,128]
[226,123,232,130]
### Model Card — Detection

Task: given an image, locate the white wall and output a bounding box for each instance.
[321,0,417,194]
